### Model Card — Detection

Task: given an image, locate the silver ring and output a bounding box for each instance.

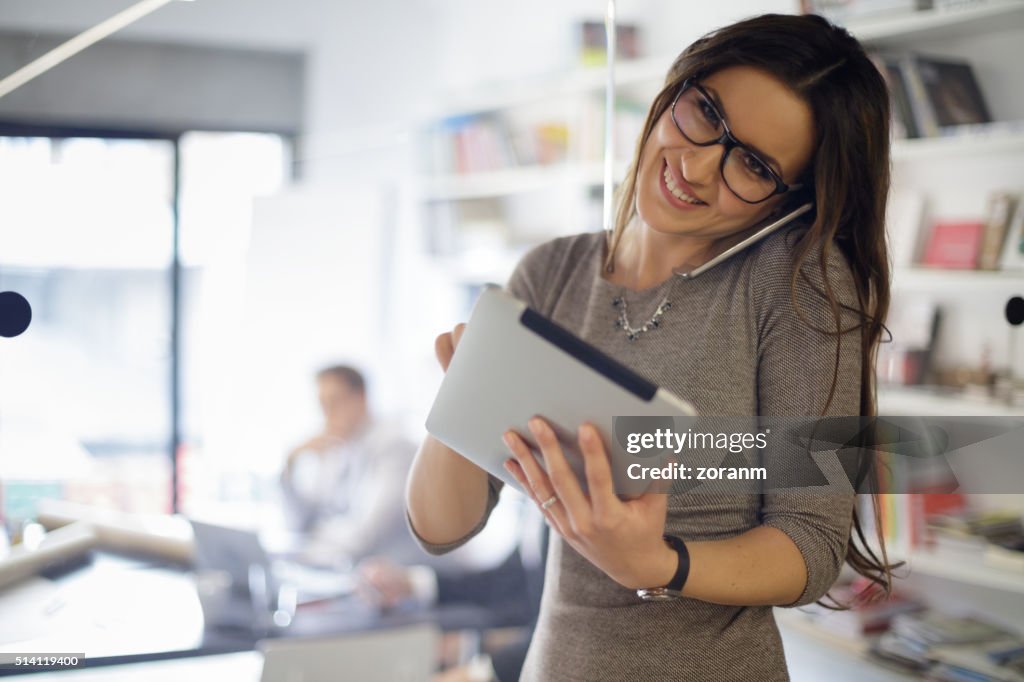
[541,495,558,510]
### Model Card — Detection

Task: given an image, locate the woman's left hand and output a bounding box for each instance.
[503,417,677,590]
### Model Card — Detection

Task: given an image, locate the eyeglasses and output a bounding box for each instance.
[670,79,801,204]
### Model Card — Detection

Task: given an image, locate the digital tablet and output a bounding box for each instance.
[425,287,697,498]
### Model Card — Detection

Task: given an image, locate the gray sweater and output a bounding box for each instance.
[414,227,860,681]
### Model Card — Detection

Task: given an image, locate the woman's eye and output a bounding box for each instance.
[741,151,772,179]
[698,100,721,127]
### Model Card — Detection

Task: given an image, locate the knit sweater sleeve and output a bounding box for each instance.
[751,231,861,607]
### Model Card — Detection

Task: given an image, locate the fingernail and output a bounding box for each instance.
[503,431,516,448]
[579,425,593,443]
[529,418,544,434]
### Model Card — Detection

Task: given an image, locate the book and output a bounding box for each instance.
[887,189,927,266]
[922,220,986,269]
[898,54,941,137]
[913,493,967,548]
[1000,200,1024,270]
[930,640,1024,682]
[979,192,1019,270]
[915,56,992,130]
[892,612,1015,646]
[873,54,920,138]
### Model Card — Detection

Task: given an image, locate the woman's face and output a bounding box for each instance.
[635,65,815,242]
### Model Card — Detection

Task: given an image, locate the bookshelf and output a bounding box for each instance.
[877,384,1023,417]
[895,547,1024,595]
[891,125,1024,161]
[843,0,1024,46]
[892,267,1024,293]
[417,161,630,201]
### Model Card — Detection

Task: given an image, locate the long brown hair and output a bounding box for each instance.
[608,14,897,599]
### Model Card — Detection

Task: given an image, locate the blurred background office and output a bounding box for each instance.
[1,1,1024,680]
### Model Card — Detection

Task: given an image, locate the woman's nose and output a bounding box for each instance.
[679,144,721,188]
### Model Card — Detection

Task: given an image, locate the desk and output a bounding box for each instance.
[0,551,526,675]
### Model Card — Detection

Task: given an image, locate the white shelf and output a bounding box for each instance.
[878,385,1024,416]
[895,547,1024,594]
[892,125,1024,161]
[417,161,628,200]
[416,126,1024,199]
[892,267,1024,292]
[847,0,1024,46]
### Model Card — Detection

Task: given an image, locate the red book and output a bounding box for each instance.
[922,220,985,269]
[911,493,967,548]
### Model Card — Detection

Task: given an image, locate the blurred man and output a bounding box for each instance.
[280,365,418,565]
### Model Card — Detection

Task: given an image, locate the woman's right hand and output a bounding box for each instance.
[434,323,466,372]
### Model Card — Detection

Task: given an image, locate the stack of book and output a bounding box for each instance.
[427,114,519,175]
[872,611,1024,680]
[929,510,1024,572]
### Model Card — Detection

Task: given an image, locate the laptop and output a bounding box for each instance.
[189,520,356,607]
[259,624,440,682]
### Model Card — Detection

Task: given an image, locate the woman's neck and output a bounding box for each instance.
[607,220,717,291]
[606,217,765,291]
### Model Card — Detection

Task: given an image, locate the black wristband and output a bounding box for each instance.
[662,534,690,592]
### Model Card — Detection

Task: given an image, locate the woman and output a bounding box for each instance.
[407,13,894,681]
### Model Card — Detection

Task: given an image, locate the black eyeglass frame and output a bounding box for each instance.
[670,78,802,205]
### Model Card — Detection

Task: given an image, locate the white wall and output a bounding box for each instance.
[297,0,795,182]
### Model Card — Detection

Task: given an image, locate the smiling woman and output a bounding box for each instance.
[628,66,816,269]
[407,13,895,682]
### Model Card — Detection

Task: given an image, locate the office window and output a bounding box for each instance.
[0,130,291,529]
[0,136,175,522]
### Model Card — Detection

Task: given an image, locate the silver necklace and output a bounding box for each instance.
[612,289,674,341]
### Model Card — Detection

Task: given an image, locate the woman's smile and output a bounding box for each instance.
[659,159,707,210]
